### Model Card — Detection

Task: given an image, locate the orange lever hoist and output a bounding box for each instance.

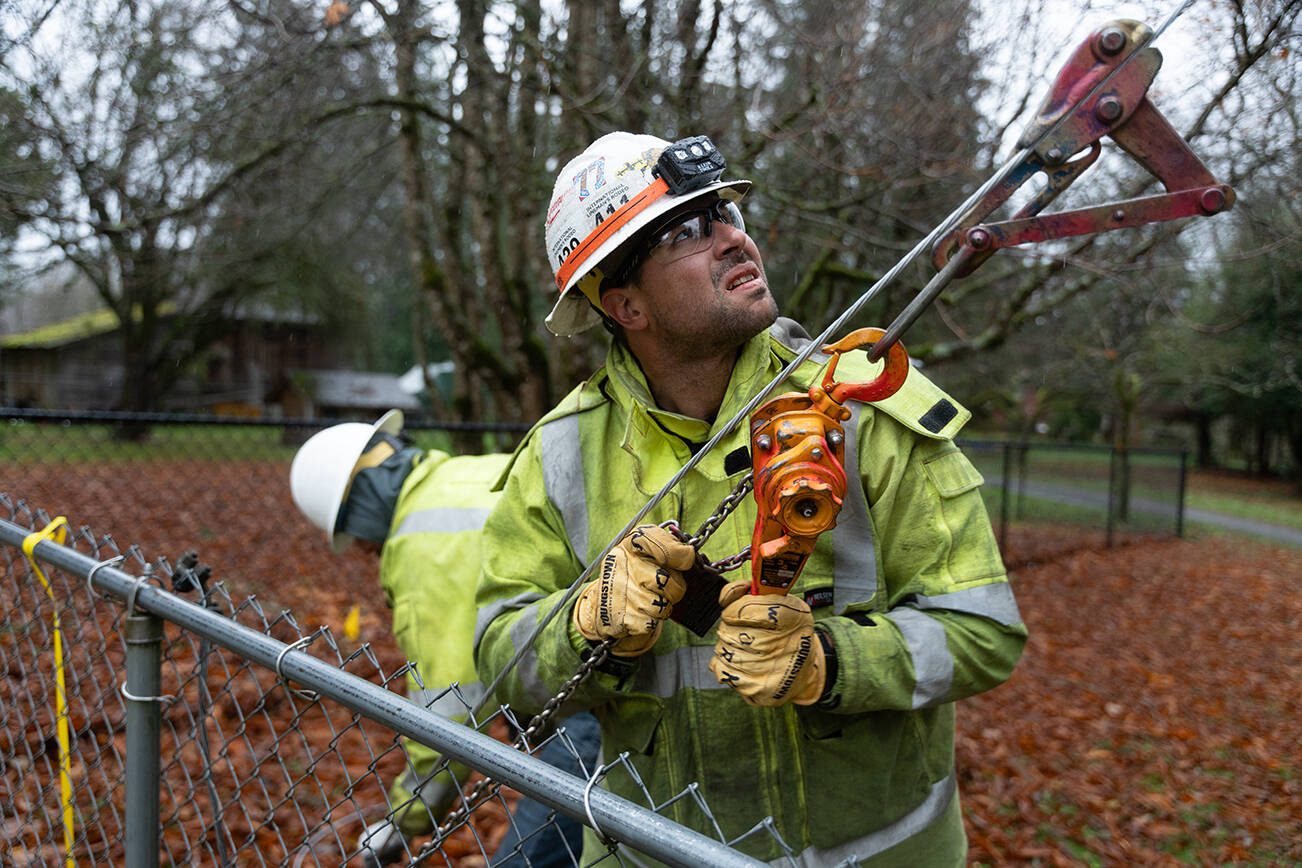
[748,328,910,596]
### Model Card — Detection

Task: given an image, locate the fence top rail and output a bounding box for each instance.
[0,514,766,868]
[0,406,530,434]
[957,437,1187,459]
[4,407,1187,457]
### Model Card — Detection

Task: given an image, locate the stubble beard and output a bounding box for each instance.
[663,255,778,357]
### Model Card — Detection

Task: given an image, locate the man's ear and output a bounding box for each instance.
[600,285,648,331]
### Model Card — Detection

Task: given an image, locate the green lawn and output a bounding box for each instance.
[978,489,1105,526]
[969,447,1183,505]
[978,489,1178,534]
[6,421,1297,539]
[2,422,296,462]
[1185,476,1302,531]
[968,443,1301,540]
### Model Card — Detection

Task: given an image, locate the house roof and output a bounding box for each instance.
[0,300,319,350]
[0,304,172,349]
[397,361,455,394]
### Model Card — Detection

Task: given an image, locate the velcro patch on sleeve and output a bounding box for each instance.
[724,446,751,476]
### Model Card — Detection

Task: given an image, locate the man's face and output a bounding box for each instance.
[624,198,777,355]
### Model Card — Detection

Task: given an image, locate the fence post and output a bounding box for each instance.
[1106,447,1117,549]
[1014,442,1029,519]
[999,441,1012,552]
[125,610,164,867]
[1175,449,1188,538]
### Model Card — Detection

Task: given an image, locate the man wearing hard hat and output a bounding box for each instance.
[290,411,598,867]
[475,133,1026,865]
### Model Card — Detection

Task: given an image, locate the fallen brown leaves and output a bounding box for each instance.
[959,534,1301,866]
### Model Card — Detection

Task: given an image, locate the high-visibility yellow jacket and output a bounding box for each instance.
[380,449,509,834]
[474,319,1026,866]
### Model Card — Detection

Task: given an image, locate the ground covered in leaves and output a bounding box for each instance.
[7,460,1301,865]
[959,533,1300,866]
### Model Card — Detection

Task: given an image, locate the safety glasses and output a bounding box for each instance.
[602,197,746,290]
[642,198,746,266]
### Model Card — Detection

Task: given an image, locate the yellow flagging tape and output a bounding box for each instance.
[21,516,76,868]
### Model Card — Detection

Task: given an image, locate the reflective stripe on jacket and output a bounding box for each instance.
[475,319,1026,865]
[381,449,509,824]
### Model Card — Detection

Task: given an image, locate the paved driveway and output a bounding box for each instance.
[985,477,1302,547]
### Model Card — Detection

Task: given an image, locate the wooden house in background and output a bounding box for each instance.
[0,304,423,418]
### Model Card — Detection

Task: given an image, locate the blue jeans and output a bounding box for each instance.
[492,711,601,867]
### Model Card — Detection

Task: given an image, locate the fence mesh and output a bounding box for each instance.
[4,412,1186,587]
[3,410,522,607]
[961,439,1186,560]
[0,409,1188,865]
[0,496,792,867]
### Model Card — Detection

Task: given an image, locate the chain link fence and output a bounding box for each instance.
[0,408,1188,864]
[3,409,1187,580]
[2,408,525,596]
[960,439,1187,559]
[1,498,792,866]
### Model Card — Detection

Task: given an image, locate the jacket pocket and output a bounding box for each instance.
[798,709,932,847]
[922,448,984,497]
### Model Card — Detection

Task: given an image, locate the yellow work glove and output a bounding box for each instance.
[573,525,694,656]
[709,581,826,707]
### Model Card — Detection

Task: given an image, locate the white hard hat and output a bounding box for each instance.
[290,409,404,553]
[543,132,751,336]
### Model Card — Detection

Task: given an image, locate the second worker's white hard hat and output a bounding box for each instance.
[289,409,404,553]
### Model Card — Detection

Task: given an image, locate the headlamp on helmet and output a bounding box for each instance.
[654,136,726,195]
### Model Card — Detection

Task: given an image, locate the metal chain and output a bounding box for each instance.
[675,472,755,573]
[419,474,755,855]
[422,779,495,855]
[418,637,619,854]
[518,640,613,746]
[684,472,754,551]
[706,545,752,574]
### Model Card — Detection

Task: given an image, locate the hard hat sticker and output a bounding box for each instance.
[615,147,661,179]
[589,190,633,230]
[572,157,606,200]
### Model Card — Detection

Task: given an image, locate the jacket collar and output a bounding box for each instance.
[603,329,780,485]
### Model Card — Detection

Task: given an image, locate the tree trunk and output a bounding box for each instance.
[1255,423,1271,477]
[1287,424,1302,493]
[116,315,157,441]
